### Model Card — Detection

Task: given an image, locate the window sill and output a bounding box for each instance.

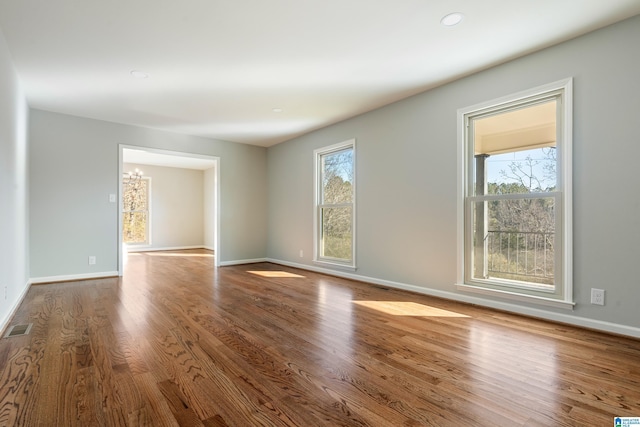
[456,283,575,310]
[313,259,357,272]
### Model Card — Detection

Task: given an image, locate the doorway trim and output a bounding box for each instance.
[118,144,221,275]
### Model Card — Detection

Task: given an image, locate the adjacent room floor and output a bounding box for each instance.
[1,249,639,426]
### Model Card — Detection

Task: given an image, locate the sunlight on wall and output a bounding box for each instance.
[353,301,470,317]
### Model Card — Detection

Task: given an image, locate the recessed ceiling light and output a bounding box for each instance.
[130,70,149,79]
[441,12,464,27]
[272,108,283,113]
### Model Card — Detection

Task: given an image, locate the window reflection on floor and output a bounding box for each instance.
[317,281,354,358]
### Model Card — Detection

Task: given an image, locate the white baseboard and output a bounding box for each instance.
[126,245,208,253]
[0,280,31,337]
[266,258,640,339]
[30,271,119,285]
[219,258,267,267]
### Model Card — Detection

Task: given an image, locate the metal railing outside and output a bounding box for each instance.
[486,230,554,284]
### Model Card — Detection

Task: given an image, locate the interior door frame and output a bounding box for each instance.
[118,144,221,275]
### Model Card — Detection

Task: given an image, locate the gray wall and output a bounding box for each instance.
[267,15,640,333]
[0,28,29,329]
[123,162,205,250]
[29,110,267,278]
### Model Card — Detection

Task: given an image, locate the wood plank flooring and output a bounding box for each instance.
[1,249,639,426]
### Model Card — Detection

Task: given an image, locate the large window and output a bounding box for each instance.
[122,172,150,245]
[457,79,573,308]
[314,140,355,268]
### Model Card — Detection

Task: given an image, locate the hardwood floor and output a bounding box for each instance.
[1,249,639,426]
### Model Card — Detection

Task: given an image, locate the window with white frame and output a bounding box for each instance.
[314,140,355,268]
[457,79,573,308]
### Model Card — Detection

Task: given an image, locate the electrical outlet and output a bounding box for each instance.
[591,288,605,306]
[299,250,304,258]
[88,256,96,265]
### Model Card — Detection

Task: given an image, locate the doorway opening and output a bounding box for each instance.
[118,145,220,275]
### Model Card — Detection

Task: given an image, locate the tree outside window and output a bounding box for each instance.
[484,147,556,286]
[122,175,149,244]
[315,141,355,267]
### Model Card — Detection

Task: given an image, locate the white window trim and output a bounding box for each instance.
[313,139,356,271]
[123,176,152,247]
[456,78,574,309]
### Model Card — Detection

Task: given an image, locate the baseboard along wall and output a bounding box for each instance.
[265,258,640,339]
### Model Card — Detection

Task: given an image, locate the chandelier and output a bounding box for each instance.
[124,168,143,185]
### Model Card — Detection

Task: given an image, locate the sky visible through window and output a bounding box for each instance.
[486,147,556,190]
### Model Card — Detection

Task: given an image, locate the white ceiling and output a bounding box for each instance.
[1,1,638,147]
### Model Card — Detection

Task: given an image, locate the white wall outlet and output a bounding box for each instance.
[299,250,304,258]
[109,194,116,203]
[88,256,97,265]
[590,288,605,306]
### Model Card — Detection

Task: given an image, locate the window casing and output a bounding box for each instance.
[314,140,356,269]
[457,79,573,308]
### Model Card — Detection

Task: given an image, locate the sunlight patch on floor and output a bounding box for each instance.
[248,271,305,278]
[145,253,214,257]
[353,301,470,317]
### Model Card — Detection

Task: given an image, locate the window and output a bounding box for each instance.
[314,140,356,268]
[457,79,573,308]
[122,173,150,245]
